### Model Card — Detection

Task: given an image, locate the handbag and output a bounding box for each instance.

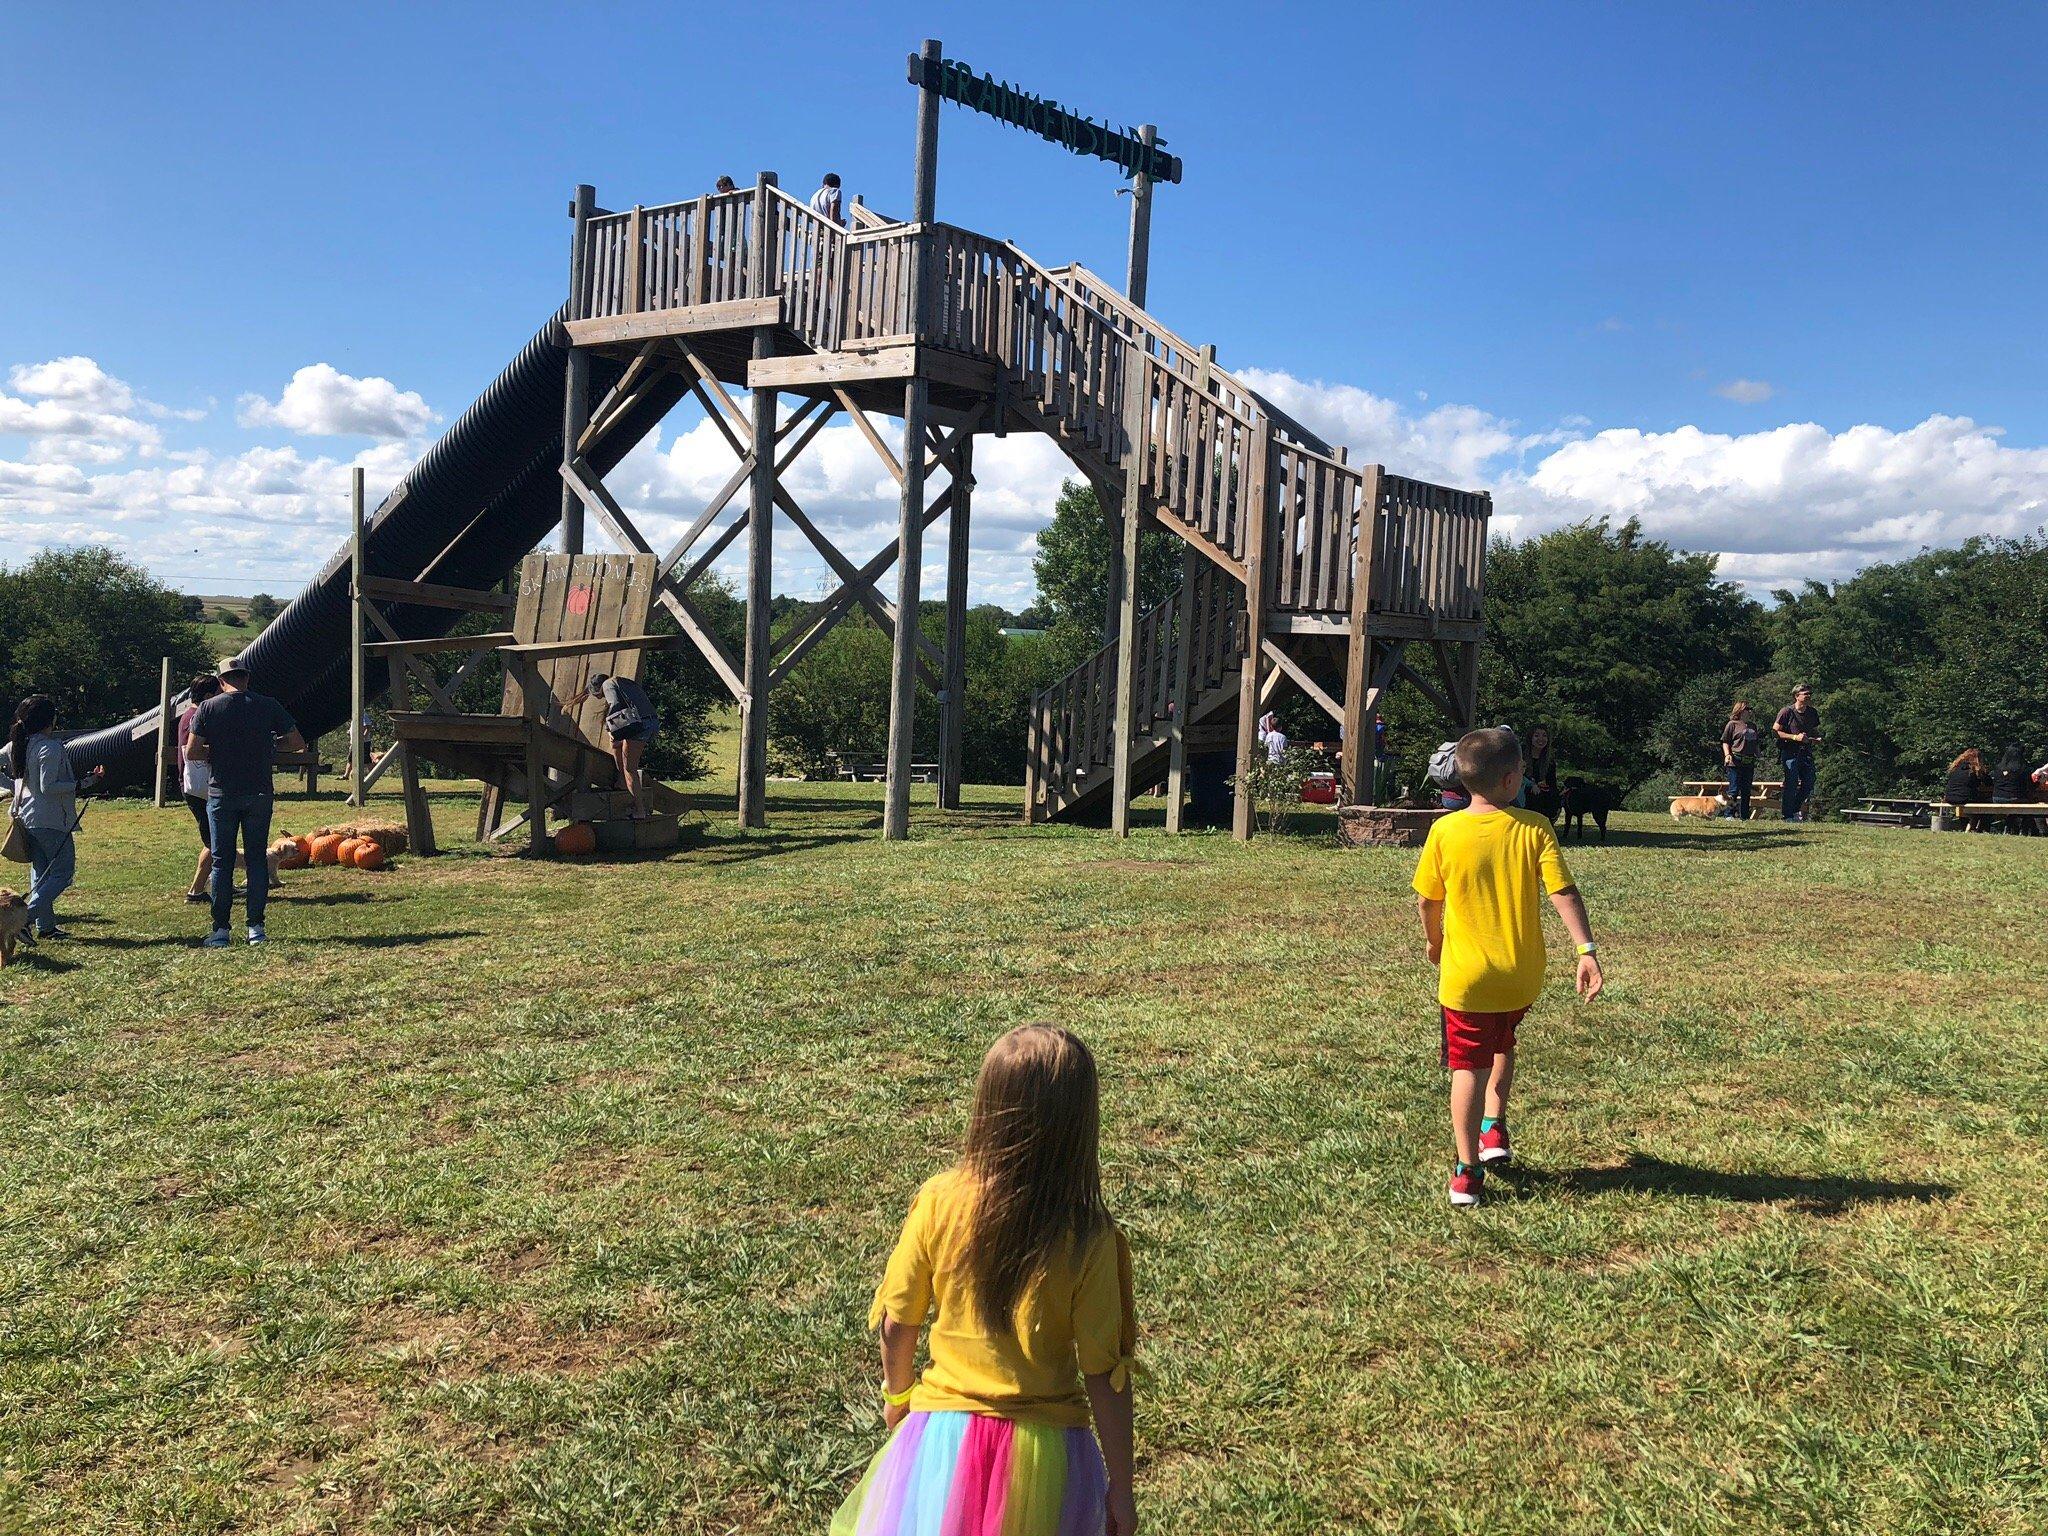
[2,806,28,864]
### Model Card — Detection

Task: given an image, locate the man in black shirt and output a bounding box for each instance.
[185,658,305,946]
[1772,684,1821,823]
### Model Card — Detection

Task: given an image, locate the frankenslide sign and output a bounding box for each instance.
[908,51,1182,185]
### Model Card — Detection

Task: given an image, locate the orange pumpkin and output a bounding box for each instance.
[294,834,313,861]
[553,821,597,856]
[351,841,387,870]
[309,834,345,866]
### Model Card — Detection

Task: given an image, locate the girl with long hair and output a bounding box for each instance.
[833,1026,1137,1536]
[8,694,102,938]
[1943,747,1990,810]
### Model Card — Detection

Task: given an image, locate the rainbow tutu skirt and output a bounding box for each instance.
[831,1411,1108,1536]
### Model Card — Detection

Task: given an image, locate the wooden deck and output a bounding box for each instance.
[561,179,1492,834]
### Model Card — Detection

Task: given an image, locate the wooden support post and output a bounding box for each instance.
[1164,545,1198,832]
[883,41,942,842]
[1108,357,1150,837]
[911,38,942,224]
[884,381,932,842]
[347,466,367,805]
[1125,124,1157,309]
[1232,418,1276,841]
[738,310,776,829]
[561,183,596,554]
[937,436,973,809]
[1340,463,1385,804]
[519,657,546,857]
[153,656,173,808]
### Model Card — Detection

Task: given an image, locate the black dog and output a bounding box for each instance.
[1559,777,1612,842]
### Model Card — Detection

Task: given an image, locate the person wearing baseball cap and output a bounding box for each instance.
[1772,683,1822,823]
[182,658,305,947]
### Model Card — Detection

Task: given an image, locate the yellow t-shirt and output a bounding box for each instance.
[868,1166,1135,1428]
[1411,806,1576,1012]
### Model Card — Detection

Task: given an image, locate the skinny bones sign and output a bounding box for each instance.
[907,51,1182,185]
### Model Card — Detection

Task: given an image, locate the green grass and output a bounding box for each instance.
[3,782,2045,1534]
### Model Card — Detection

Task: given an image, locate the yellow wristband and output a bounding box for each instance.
[881,1381,915,1407]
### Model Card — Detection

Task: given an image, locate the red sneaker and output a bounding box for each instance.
[1448,1165,1484,1207]
[1478,1122,1513,1165]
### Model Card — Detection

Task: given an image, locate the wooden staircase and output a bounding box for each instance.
[566,182,1492,833]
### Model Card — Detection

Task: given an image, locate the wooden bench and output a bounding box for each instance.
[1841,796,1934,829]
[835,755,939,785]
[374,552,687,854]
[1957,802,2048,834]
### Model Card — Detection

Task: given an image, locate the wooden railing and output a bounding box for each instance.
[1025,561,1241,817]
[572,188,1490,627]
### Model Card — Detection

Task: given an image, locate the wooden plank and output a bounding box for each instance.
[1340,463,1386,800]
[563,295,780,347]
[358,575,514,613]
[388,713,528,745]
[1261,639,1343,725]
[1233,417,1274,841]
[362,632,515,656]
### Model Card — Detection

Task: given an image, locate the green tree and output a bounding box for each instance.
[1030,480,1182,668]
[1479,518,1770,792]
[0,548,209,726]
[247,593,280,622]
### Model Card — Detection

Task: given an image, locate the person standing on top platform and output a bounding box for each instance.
[810,173,843,222]
[184,659,304,948]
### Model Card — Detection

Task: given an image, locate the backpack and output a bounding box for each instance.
[1427,741,1462,789]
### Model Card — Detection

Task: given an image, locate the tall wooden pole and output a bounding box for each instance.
[347,466,367,806]
[1108,356,1149,836]
[938,435,973,809]
[1340,463,1385,805]
[1164,544,1198,833]
[738,174,779,829]
[560,184,596,555]
[153,656,173,808]
[1232,419,1276,840]
[1125,124,1157,310]
[883,38,944,842]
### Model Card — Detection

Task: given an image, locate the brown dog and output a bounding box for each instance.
[1669,794,1722,819]
[0,889,33,966]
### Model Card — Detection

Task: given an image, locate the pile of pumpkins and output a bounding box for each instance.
[272,822,407,873]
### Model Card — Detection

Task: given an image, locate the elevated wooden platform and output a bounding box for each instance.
[553,178,1492,838]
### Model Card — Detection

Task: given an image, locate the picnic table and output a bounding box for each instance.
[1957,801,2048,835]
[1676,779,1784,819]
[1840,795,1934,828]
[833,755,938,785]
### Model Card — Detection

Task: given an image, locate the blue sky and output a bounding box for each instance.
[4,1,2046,600]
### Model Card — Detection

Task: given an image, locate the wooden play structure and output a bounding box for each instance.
[538,39,1491,841]
[354,551,684,854]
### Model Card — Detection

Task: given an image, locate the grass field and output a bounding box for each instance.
[2,780,2044,1535]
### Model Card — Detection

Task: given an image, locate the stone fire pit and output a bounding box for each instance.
[1337,804,1449,848]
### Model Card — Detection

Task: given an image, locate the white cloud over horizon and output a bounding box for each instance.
[237,363,438,440]
[1715,378,1776,404]
[3,351,2046,610]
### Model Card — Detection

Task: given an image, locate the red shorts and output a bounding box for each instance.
[1441,1006,1528,1071]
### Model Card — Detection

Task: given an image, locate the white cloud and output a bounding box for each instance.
[237,363,437,439]
[1715,378,1776,404]
[6,350,2047,607]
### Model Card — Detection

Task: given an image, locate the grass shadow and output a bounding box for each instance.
[1569,826,1813,852]
[319,930,484,948]
[1500,1153,1954,1214]
[4,949,81,974]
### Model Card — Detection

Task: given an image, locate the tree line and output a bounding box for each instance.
[5,494,2041,811]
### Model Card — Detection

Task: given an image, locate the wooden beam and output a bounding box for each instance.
[1109,359,1148,838]
[361,631,516,657]
[675,338,757,446]
[358,576,515,614]
[1397,659,1455,720]
[559,456,747,699]
[1261,639,1343,726]
[1340,463,1385,802]
[768,484,954,684]
[834,388,905,483]
[564,294,781,347]
[1165,548,1198,833]
[774,485,942,683]
[937,435,973,809]
[1233,418,1275,841]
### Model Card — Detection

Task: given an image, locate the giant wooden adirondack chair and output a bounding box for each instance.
[377,552,679,853]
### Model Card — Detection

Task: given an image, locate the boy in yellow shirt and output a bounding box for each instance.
[1413,728,1604,1206]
